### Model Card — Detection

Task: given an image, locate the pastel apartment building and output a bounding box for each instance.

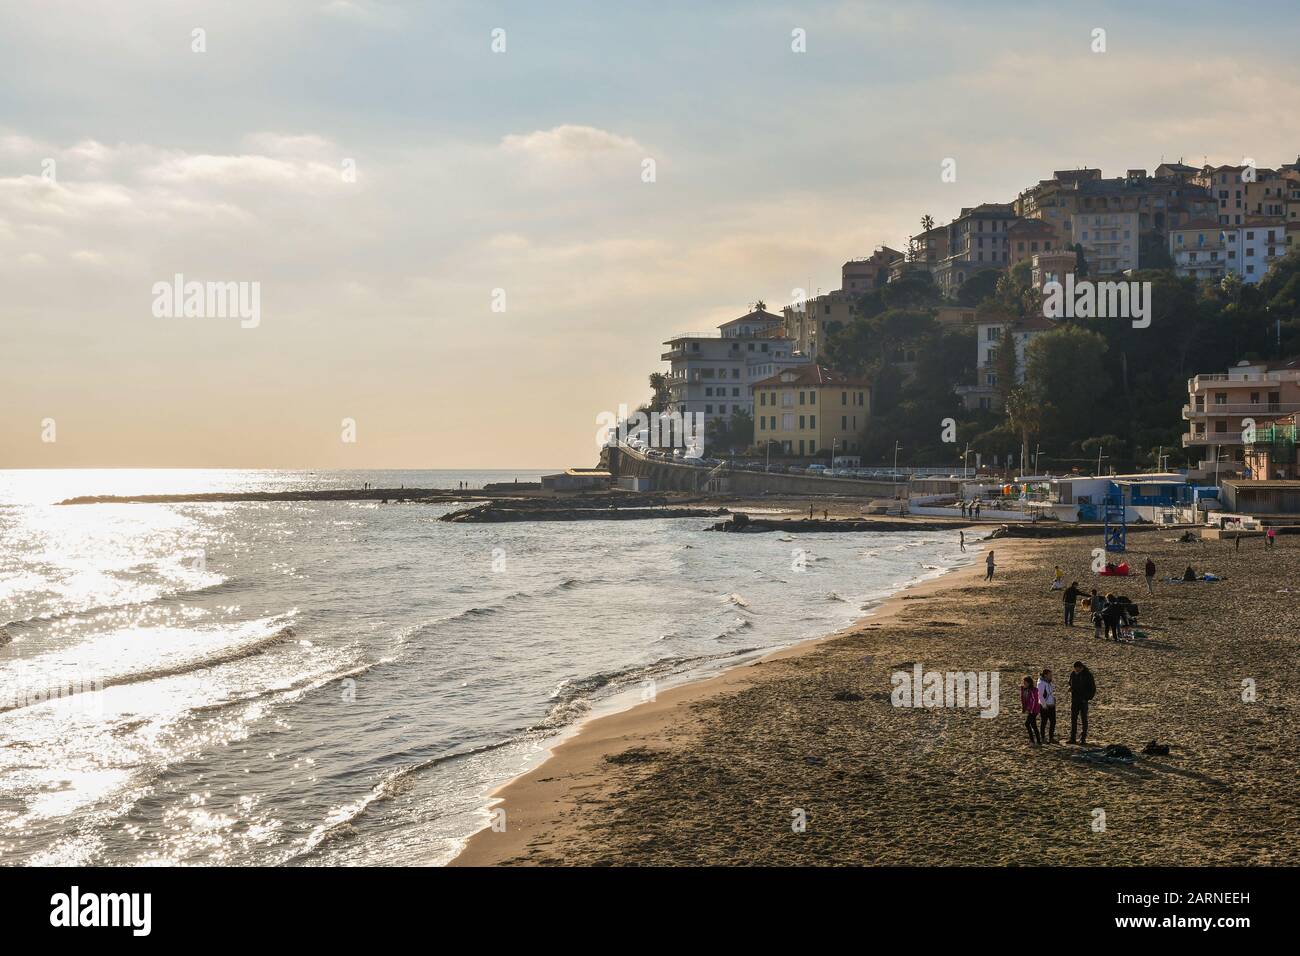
[933,203,1017,296]
[753,365,870,457]
[1182,358,1300,467]
[1169,217,1288,284]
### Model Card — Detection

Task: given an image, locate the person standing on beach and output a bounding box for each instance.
[1063,580,1080,626]
[985,550,995,581]
[960,500,968,518]
[959,530,966,552]
[1037,668,1057,743]
[1020,675,1042,745]
[1144,557,1156,595]
[1068,661,1095,745]
[1102,592,1122,641]
[974,500,982,519]
[1090,590,1105,639]
[1051,565,1064,590]
[1267,527,1277,549]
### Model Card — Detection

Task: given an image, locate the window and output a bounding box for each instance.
[705,404,713,414]
[841,391,847,405]
[810,415,816,428]
[810,391,816,405]
[799,415,806,429]
[782,413,794,430]
[841,415,847,430]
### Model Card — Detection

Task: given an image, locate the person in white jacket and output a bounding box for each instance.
[1036,668,1057,743]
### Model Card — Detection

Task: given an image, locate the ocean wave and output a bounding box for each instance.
[2,575,237,632]
[283,734,525,864]
[0,622,298,714]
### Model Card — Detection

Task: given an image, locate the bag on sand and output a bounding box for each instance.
[1142,740,1170,756]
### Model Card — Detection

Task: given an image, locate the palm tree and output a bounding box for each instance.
[1005,387,1041,475]
[648,372,670,413]
[921,214,935,233]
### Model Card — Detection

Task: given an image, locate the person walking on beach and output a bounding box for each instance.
[1235,531,1241,552]
[985,550,995,581]
[1037,668,1057,743]
[1090,589,1105,639]
[1267,527,1277,549]
[1020,675,1042,745]
[1063,580,1080,626]
[959,530,966,552]
[1067,661,1096,745]
[1144,557,1156,595]
[1051,565,1064,590]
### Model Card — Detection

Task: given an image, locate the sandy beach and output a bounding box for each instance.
[453,528,1300,866]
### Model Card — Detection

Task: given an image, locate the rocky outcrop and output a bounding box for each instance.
[440,503,729,523]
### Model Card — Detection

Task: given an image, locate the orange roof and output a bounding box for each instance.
[752,365,870,389]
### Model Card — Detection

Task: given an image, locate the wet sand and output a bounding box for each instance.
[453,530,1300,866]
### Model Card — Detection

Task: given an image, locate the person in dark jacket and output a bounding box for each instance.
[1063,581,1080,626]
[1068,661,1096,745]
[1101,592,1122,641]
[1144,557,1156,594]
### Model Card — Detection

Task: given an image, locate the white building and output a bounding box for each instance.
[1240,219,1287,283]
[1169,217,1286,285]
[955,313,1056,411]
[662,308,808,427]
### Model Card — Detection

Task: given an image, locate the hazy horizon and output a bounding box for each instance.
[5,0,1300,470]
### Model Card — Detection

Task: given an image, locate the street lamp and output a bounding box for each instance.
[893,441,902,478]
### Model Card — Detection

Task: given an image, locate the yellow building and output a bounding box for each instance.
[753,365,870,458]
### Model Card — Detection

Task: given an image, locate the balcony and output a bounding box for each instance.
[1190,370,1300,389]
[1182,402,1300,418]
[1183,431,1242,447]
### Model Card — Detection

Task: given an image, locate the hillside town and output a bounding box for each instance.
[612,157,1300,522]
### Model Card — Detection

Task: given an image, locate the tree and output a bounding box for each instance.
[1005,387,1041,474]
[921,214,935,232]
[1024,324,1108,445]
[647,372,671,413]
[956,268,1002,307]
[994,326,1019,406]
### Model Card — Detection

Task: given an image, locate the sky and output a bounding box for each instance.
[3,0,1300,470]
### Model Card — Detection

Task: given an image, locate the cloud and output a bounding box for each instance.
[500,125,646,163]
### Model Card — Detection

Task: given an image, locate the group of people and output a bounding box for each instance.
[959,499,984,519]
[1058,581,1138,641]
[1020,661,1097,745]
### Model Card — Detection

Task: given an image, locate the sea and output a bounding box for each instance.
[0,468,976,866]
